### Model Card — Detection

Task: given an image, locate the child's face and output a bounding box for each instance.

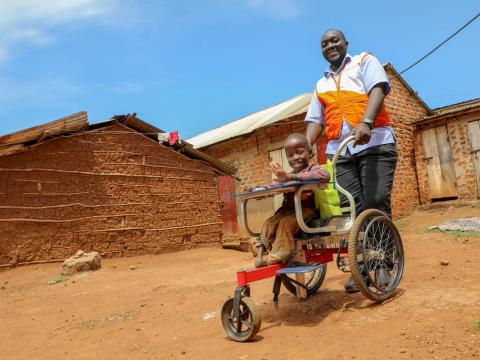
[285,139,310,172]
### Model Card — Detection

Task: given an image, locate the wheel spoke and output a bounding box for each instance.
[240,308,250,320]
[362,216,398,293]
[242,319,253,330]
[236,318,243,333]
[235,306,246,333]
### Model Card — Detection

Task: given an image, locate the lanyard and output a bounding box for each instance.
[330,59,349,93]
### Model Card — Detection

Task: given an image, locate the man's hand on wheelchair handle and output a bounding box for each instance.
[351,122,371,148]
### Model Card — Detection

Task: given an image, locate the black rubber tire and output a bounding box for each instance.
[221,297,261,342]
[281,264,327,297]
[348,209,404,302]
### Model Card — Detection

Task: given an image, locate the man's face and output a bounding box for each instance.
[285,139,310,172]
[321,30,348,67]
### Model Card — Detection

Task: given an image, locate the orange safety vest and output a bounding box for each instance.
[316,53,391,140]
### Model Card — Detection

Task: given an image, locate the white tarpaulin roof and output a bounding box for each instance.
[187,92,313,149]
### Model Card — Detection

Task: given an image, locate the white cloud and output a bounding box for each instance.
[0,0,114,63]
[245,0,302,20]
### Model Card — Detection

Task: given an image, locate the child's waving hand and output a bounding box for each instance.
[269,161,290,182]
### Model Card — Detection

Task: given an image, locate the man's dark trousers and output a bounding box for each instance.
[329,143,397,218]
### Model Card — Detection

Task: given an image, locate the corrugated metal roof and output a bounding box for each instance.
[432,98,480,115]
[187,92,313,149]
[414,98,480,125]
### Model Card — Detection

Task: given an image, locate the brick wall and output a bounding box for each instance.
[203,68,429,222]
[0,123,222,265]
[414,110,480,203]
[384,67,429,217]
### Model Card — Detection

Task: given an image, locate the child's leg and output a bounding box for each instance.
[258,212,283,249]
[267,207,316,265]
[255,211,284,267]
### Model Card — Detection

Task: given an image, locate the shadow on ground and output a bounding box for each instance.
[259,283,405,330]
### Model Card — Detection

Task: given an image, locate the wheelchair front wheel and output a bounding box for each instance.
[221,296,261,342]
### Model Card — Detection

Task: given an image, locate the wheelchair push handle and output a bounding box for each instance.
[330,135,355,172]
[329,135,356,230]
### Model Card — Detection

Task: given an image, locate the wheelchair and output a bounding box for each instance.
[221,136,404,342]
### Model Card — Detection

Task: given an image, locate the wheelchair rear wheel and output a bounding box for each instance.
[348,209,404,302]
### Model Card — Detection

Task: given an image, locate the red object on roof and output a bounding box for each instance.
[168,131,179,145]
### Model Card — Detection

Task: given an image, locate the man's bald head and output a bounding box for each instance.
[322,29,347,42]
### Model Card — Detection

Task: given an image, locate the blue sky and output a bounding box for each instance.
[0,0,479,138]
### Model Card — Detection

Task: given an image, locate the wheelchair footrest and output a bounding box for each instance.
[276,262,323,275]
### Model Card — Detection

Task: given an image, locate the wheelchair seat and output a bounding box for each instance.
[295,214,352,240]
[295,216,330,239]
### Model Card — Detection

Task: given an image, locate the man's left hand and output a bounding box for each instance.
[351,122,371,147]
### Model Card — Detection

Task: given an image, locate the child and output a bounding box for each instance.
[255,133,330,268]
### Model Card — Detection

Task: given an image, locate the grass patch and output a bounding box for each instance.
[47,275,66,285]
[426,228,480,237]
[80,319,98,330]
[394,219,409,230]
[475,320,480,333]
[53,310,139,334]
[415,228,428,235]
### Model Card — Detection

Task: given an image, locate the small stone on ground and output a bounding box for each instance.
[62,250,101,276]
[429,217,480,232]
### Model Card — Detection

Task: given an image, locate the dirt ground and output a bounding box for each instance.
[1,205,479,360]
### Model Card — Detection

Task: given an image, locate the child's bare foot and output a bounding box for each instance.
[254,245,267,268]
[254,257,267,268]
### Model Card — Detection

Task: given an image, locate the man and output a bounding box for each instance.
[305,29,397,293]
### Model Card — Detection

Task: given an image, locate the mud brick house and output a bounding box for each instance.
[414,98,480,203]
[0,112,235,267]
[187,64,433,232]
